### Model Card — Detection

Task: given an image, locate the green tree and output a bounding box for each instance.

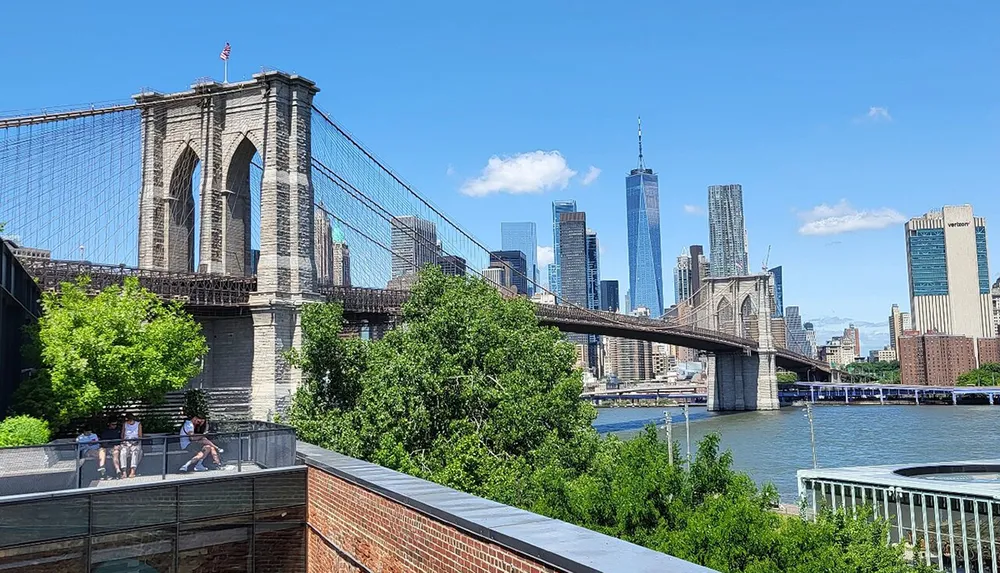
[957,362,1000,386]
[777,371,799,383]
[13,277,208,427]
[287,267,931,572]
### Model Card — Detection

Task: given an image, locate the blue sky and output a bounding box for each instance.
[2,1,998,351]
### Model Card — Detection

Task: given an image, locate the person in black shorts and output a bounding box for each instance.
[98,418,123,479]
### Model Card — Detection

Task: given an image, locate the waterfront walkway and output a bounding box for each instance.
[786,382,1000,405]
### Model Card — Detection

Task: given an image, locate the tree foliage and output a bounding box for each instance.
[13,277,208,427]
[846,361,901,383]
[776,371,799,383]
[957,362,1000,386]
[286,267,932,572]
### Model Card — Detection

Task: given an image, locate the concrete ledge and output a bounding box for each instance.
[297,441,716,573]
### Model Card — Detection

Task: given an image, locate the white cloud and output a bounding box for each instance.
[537,245,554,269]
[446,164,455,177]
[460,151,576,197]
[856,106,892,123]
[683,204,704,215]
[581,166,601,186]
[797,199,905,236]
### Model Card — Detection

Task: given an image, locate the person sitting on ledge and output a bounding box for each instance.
[178,415,223,472]
[119,413,143,478]
[76,427,100,465]
[98,418,123,479]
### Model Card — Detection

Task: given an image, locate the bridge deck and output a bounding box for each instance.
[20,259,830,374]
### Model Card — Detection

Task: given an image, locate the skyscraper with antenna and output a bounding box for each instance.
[625,117,664,317]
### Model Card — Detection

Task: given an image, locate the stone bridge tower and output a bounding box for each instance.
[697,274,779,411]
[135,72,321,419]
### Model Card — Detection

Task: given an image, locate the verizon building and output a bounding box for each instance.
[905,205,992,340]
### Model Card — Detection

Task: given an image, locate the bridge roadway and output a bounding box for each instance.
[21,259,831,376]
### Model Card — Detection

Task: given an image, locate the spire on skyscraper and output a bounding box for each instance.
[636,115,645,171]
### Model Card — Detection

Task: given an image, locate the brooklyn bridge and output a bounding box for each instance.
[0,72,837,419]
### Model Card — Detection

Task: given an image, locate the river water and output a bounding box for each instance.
[594,405,1000,502]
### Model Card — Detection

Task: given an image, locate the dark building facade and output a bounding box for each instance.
[438,255,467,277]
[600,280,620,312]
[489,250,527,294]
[769,266,784,318]
[0,241,41,413]
[559,212,590,356]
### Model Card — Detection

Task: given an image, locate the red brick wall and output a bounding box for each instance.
[978,338,1000,366]
[307,467,561,573]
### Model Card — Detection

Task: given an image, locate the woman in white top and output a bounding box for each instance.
[119,413,143,478]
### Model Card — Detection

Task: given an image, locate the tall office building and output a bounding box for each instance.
[707,184,748,277]
[585,230,601,370]
[992,278,1000,337]
[689,245,706,296]
[889,304,905,352]
[489,250,528,295]
[438,255,467,277]
[785,306,807,355]
[550,201,577,297]
[769,266,783,318]
[314,202,334,283]
[585,231,600,310]
[331,223,351,286]
[674,253,692,304]
[843,324,861,357]
[559,212,590,361]
[501,222,537,295]
[804,322,817,359]
[618,308,655,381]
[905,205,992,339]
[625,117,664,317]
[390,216,438,278]
[600,280,620,312]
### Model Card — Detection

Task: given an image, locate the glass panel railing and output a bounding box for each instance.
[0,422,296,497]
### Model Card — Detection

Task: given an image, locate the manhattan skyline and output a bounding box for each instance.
[2,0,997,349]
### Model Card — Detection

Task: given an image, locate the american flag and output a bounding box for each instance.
[220,43,231,61]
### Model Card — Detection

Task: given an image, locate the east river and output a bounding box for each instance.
[595,404,1000,502]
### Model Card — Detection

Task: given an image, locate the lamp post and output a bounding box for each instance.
[804,402,817,469]
[663,410,673,466]
[683,402,691,464]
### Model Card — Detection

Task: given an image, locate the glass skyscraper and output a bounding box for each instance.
[500,222,537,295]
[707,184,748,277]
[625,119,663,317]
[550,200,577,297]
[599,280,619,312]
[489,250,528,295]
[585,229,601,371]
[769,266,783,318]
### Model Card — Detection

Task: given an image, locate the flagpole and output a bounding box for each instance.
[224,59,228,84]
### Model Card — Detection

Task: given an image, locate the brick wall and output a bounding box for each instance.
[978,337,1000,366]
[307,467,561,573]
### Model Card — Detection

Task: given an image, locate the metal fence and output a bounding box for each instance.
[0,421,296,498]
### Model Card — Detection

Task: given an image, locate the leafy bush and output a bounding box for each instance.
[0,415,51,447]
